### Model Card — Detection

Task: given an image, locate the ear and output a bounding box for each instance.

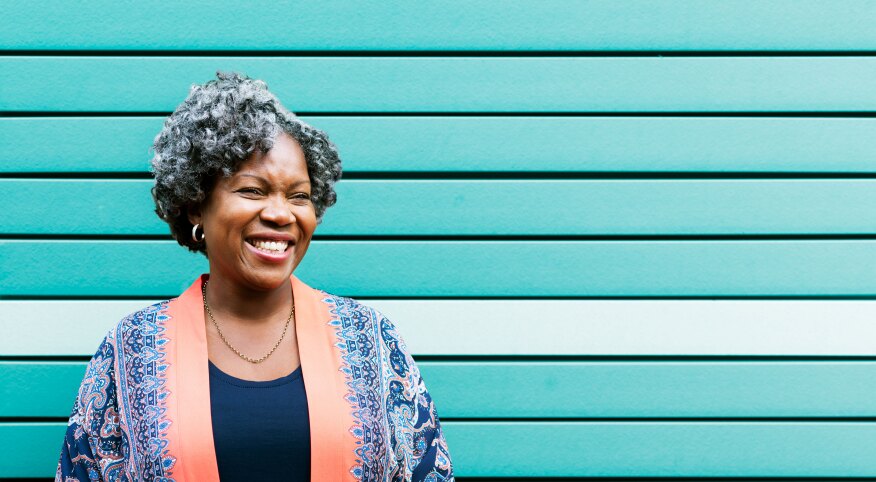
[187,204,203,227]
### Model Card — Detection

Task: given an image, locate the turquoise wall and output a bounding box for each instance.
[2,1,876,478]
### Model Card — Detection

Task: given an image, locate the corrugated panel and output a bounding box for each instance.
[2,240,874,297]
[4,57,876,112]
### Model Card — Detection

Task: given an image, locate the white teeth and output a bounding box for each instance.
[251,239,288,253]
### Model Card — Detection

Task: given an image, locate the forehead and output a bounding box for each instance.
[234,133,309,181]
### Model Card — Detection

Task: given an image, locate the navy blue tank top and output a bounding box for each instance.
[209,361,310,481]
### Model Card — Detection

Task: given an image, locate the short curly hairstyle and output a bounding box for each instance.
[150,71,342,255]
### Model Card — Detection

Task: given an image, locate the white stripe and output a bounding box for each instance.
[2,300,874,356]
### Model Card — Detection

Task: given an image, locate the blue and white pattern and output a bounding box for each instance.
[324,294,454,481]
[58,294,452,481]
[57,301,177,481]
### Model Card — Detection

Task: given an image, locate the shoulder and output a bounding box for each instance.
[318,291,412,352]
[319,290,395,331]
[85,299,175,370]
[318,291,394,332]
[114,299,174,334]
[318,291,383,319]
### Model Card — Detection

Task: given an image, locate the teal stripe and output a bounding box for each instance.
[433,361,876,418]
[449,422,876,476]
[8,361,876,418]
[4,179,874,235]
[9,421,876,477]
[1,240,874,297]
[5,117,876,173]
[5,57,876,112]
[0,362,84,417]
[3,1,876,51]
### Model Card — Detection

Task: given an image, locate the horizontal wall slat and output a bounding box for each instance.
[5,57,876,112]
[450,422,876,476]
[2,300,875,356]
[4,1,876,51]
[9,422,876,477]
[8,361,876,418]
[5,179,874,235]
[4,117,876,173]
[2,240,874,297]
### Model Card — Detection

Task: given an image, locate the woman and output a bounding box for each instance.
[56,72,454,481]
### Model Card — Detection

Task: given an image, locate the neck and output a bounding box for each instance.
[203,272,293,326]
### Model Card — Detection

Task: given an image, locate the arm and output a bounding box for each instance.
[407,376,454,482]
[379,314,454,481]
[56,337,126,481]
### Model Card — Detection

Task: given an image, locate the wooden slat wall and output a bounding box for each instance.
[6,57,876,112]
[4,117,876,173]
[4,300,876,357]
[2,1,876,479]
[4,0,876,51]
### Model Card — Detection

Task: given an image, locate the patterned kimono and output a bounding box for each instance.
[56,275,454,481]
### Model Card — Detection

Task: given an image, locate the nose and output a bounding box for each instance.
[260,194,295,226]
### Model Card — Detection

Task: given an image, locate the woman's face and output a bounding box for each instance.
[191,133,317,291]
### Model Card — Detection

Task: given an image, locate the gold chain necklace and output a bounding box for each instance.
[201,280,294,364]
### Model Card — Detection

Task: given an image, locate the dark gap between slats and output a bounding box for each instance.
[2,172,876,179]
[442,417,876,422]
[10,478,876,482]
[344,294,876,301]
[6,354,876,363]
[0,417,68,423]
[9,415,876,423]
[4,295,876,301]
[455,478,876,481]
[2,234,875,241]
[7,49,876,57]
[412,354,876,362]
[9,111,876,118]
[0,355,92,362]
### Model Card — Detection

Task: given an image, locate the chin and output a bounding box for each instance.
[256,271,294,290]
[236,264,295,292]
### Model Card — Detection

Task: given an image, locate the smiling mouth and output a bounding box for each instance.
[246,238,291,255]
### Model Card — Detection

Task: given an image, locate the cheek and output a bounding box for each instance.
[298,207,318,234]
[202,203,248,247]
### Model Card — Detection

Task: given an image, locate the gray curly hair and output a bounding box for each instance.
[150,71,342,255]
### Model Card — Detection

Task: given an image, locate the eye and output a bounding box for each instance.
[289,193,311,203]
[237,187,262,195]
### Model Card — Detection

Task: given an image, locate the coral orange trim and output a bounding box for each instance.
[161,274,356,481]
[163,274,220,481]
[293,275,359,481]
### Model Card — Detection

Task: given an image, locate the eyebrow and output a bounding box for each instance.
[237,173,310,187]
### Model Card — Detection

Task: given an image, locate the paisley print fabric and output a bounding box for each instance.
[57,301,176,481]
[324,294,453,481]
[56,276,453,481]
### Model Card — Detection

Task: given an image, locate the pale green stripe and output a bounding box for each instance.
[4,117,876,173]
[4,57,876,112]
[4,179,874,235]
[3,300,876,357]
[3,1,876,51]
[7,361,876,418]
[1,240,874,297]
[9,422,876,477]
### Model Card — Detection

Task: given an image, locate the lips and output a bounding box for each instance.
[244,236,295,265]
[246,238,290,254]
